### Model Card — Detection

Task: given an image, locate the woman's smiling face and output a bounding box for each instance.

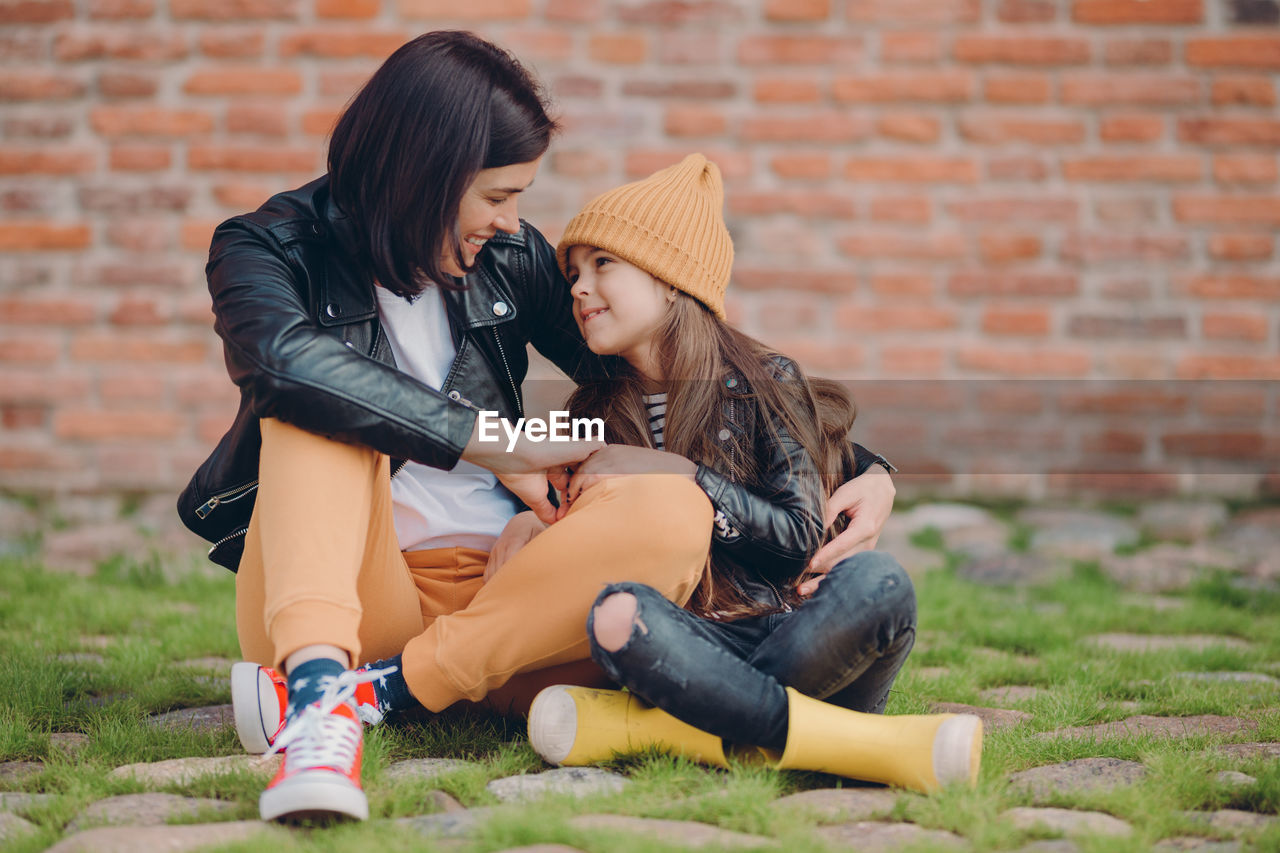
[441,158,542,277]
[565,245,675,378]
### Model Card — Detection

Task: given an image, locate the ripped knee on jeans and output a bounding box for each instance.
[591,591,647,653]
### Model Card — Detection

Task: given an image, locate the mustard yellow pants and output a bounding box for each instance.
[235,418,713,713]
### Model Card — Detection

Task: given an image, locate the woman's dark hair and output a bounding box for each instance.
[328,31,558,297]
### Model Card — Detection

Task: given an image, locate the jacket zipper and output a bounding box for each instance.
[491,327,522,415]
[207,525,248,556]
[194,480,259,520]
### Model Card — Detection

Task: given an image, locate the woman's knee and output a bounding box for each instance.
[826,551,916,616]
[591,591,640,653]
[605,475,712,550]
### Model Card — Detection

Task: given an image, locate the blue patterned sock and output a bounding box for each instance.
[361,654,417,715]
[284,658,346,724]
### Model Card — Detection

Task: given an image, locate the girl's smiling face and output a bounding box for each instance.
[566,245,676,380]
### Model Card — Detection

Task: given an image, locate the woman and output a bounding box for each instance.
[177,32,895,823]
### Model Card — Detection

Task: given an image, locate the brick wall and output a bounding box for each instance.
[1,0,1277,505]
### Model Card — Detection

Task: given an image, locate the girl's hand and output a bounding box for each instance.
[484,511,548,583]
[802,465,896,589]
[558,445,697,520]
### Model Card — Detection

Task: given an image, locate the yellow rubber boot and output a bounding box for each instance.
[528,685,729,768]
[765,688,982,793]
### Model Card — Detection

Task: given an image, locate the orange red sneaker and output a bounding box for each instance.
[232,661,386,754]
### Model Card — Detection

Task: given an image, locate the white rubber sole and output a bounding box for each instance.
[259,770,368,822]
[231,662,279,755]
[932,713,982,785]
[527,684,578,765]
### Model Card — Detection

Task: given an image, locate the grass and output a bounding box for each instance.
[1,522,1279,852]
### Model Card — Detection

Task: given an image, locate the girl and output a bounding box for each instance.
[513,154,981,792]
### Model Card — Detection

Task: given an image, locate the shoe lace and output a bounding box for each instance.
[263,665,397,769]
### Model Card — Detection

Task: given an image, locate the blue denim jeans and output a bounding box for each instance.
[587,551,917,751]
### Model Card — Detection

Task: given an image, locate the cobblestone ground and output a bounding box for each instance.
[1,498,1277,852]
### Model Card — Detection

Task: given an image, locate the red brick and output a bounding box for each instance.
[0,371,91,403]
[108,297,168,326]
[78,185,190,213]
[1184,275,1280,299]
[1100,114,1164,142]
[755,297,821,335]
[979,233,1041,264]
[1199,389,1267,417]
[546,0,599,20]
[212,182,275,210]
[0,148,95,175]
[845,157,977,182]
[1179,118,1280,146]
[880,32,940,63]
[188,146,318,172]
[617,1,743,24]
[729,192,856,219]
[753,78,821,103]
[766,340,864,374]
[954,36,1088,65]
[877,113,941,142]
[1177,355,1280,379]
[0,73,85,101]
[171,0,297,18]
[1063,156,1200,182]
[1174,196,1280,224]
[869,196,932,222]
[742,113,870,143]
[621,80,736,99]
[1104,38,1173,65]
[0,34,45,62]
[1094,198,1159,223]
[1187,37,1280,69]
[1203,312,1269,341]
[987,157,1050,181]
[198,29,265,58]
[1068,314,1187,339]
[881,346,944,374]
[949,272,1078,297]
[959,116,1085,144]
[301,109,342,137]
[982,78,1051,108]
[70,333,207,363]
[0,190,51,215]
[91,107,213,137]
[976,387,1046,414]
[502,29,575,62]
[948,197,1078,222]
[1211,75,1276,107]
[765,0,829,20]
[0,296,95,325]
[1213,155,1278,184]
[3,406,47,431]
[183,69,303,96]
[109,145,171,171]
[320,71,374,97]
[998,0,1056,22]
[655,31,724,65]
[1082,431,1146,456]
[837,232,966,260]
[0,224,91,251]
[279,30,406,59]
[554,75,604,99]
[732,267,857,294]
[1057,389,1188,415]
[586,33,646,64]
[738,35,862,65]
[316,0,379,15]
[1163,432,1270,459]
[55,409,183,440]
[550,150,610,178]
[664,106,726,138]
[847,0,979,25]
[624,150,751,180]
[54,31,187,62]
[88,0,155,17]
[1061,75,1200,106]
[957,347,1090,376]
[105,220,173,251]
[981,307,1049,334]
[79,262,188,287]
[0,0,73,22]
[1207,233,1273,261]
[98,72,157,98]
[833,72,972,102]
[770,153,832,180]
[182,220,220,250]
[227,105,290,137]
[1074,0,1201,24]
[870,273,933,297]
[1060,232,1190,263]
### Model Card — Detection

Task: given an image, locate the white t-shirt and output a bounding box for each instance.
[374,286,520,553]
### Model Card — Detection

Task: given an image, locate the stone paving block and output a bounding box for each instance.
[1008,758,1146,800]
[399,807,495,839]
[1216,742,1280,760]
[888,502,999,535]
[0,812,37,844]
[1137,501,1229,542]
[570,814,776,849]
[816,820,967,851]
[45,819,284,853]
[175,656,236,672]
[1173,671,1277,685]
[0,760,43,784]
[1024,511,1139,560]
[50,732,89,757]
[108,754,280,786]
[1042,715,1257,742]
[1101,545,1241,593]
[769,788,898,822]
[1004,806,1132,837]
[1013,841,1080,853]
[384,757,477,784]
[67,793,237,832]
[145,704,234,732]
[978,686,1045,705]
[931,702,1030,731]
[42,523,148,576]
[1215,771,1255,787]
[0,792,53,814]
[1154,839,1241,852]
[957,553,1063,586]
[486,767,628,802]
[1085,634,1251,652]
[1180,809,1277,836]
[492,846,586,853]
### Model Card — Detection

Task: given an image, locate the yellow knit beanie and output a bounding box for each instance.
[556,153,734,319]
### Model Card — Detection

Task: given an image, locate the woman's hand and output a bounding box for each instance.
[798,465,896,595]
[484,510,547,583]
[558,445,697,520]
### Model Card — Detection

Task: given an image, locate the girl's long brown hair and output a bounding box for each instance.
[566,294,857,620]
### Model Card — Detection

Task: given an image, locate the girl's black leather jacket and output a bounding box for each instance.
[176,176,884,586]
